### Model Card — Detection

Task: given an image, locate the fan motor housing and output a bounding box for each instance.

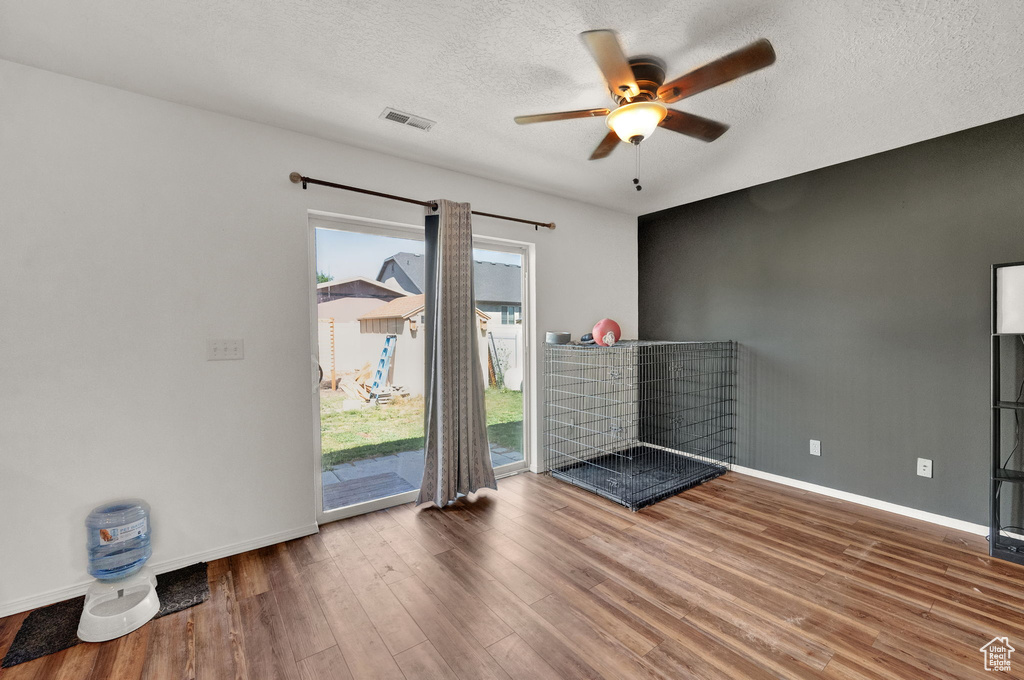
[614,56,666,104]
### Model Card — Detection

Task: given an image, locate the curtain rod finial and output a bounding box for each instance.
[289,172,303,184]
[548,222,556,230]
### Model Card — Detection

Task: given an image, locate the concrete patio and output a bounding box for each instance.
[322,444,524,509]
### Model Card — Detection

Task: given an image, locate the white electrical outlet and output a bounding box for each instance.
[809,439,821,456]
[917,458,933,478]
[207,338,244,361]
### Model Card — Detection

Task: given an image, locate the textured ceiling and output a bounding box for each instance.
[2,1,1023,215]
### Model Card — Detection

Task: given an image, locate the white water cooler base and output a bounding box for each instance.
[77,566,160,642]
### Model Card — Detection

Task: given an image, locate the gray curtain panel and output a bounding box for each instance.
[418,199,496,507]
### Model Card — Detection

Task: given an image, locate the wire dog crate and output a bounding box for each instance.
[544,340,737,510]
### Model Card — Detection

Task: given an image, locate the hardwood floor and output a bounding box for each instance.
[3,472,1024,679]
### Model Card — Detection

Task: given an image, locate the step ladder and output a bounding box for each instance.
[369,334,398,402]
[487,332,503,387]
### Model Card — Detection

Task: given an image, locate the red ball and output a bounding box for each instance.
[593,318,621,346]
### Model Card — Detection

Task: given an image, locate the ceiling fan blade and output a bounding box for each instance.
[514,108,611,125]
[580,30,639,98]
[659,109,730,142]
[658,39,776,103]
[589,130,621,160]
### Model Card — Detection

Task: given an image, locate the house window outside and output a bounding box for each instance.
[501,305,521,325]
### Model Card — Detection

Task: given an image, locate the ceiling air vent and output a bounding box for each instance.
[380,107,436,132]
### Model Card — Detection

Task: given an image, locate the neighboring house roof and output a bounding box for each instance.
[358,294,489,321]
[376,252,521,304]
[317,275,408,296]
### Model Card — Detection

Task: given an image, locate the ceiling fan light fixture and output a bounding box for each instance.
[606,101,667,144]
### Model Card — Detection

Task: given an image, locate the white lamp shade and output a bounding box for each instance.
[997,264,1024,333]
[606,102,667,143]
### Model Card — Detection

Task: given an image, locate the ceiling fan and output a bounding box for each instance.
[514,30,776,162]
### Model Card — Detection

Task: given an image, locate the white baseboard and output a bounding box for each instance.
[0,524,318,619]
[729,464,988,536]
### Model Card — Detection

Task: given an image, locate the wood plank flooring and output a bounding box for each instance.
[3,472,1024,679]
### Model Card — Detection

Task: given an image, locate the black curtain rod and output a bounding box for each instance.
[289,172,555,230]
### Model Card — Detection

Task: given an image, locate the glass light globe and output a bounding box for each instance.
[606,102,668,143]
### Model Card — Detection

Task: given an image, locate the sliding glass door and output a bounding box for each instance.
[310,213,529,523]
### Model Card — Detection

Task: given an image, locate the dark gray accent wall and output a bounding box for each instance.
[639,114,1024,524]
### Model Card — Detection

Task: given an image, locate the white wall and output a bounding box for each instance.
[0,59,638,615]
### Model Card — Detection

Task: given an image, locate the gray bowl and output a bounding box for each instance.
[545,331,571,344]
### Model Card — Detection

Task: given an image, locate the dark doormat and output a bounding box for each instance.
[2,562,209,669]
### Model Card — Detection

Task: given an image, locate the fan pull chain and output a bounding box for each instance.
[633,143,642,191]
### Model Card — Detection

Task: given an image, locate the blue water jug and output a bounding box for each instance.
[85,500,152,580]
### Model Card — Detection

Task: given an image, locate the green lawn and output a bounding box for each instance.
[320,388,523,468]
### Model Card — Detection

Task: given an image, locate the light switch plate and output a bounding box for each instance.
[917,458,933,478]
[207,338,244,361]
[809,439,821,456]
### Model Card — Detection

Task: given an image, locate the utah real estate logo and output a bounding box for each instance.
[980,636,1015,672]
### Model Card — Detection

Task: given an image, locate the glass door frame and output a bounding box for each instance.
[308,210,533,525]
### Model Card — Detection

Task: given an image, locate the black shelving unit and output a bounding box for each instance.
[991,261,1024,566]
